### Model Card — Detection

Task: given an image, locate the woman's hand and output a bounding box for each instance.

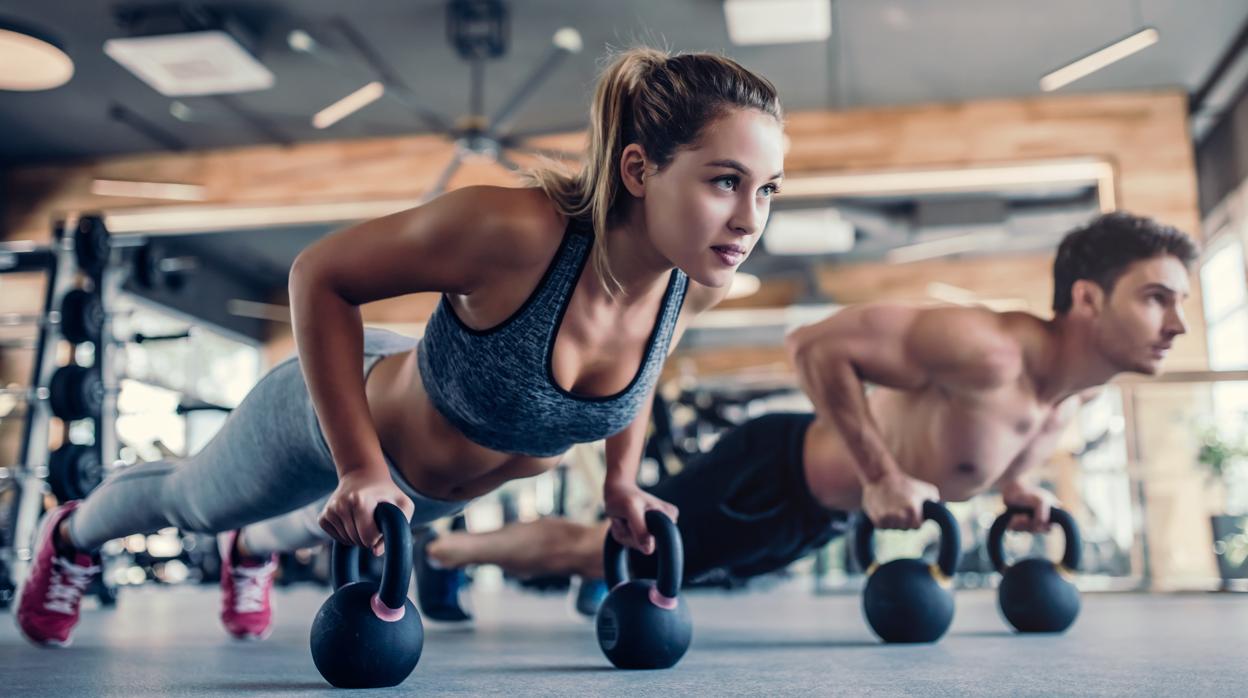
[603,482,679,555]
[318,469,415,556]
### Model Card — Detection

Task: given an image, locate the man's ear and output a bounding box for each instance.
[1070,279,1105,318]
[619,143,648,198]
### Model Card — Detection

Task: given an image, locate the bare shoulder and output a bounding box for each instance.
[997,309,1063,372]
[918,304,1024,350]
[447,185,567,270]
[995,309,1049,349]
[909,305,1026,385]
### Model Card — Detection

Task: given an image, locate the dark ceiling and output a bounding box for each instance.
[1,0,1246,166]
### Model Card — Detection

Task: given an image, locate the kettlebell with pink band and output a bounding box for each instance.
[596,510,692,669]
[310,501,423,688]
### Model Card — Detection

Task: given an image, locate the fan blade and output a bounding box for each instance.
[503,122,587,139]
[487,27,583,137]
[507,144,582,162]
[383,84,455,134]
[422,153,465,202]
[496,152,522,172]
[326,16,454,133]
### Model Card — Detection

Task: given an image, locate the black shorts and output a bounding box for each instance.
[631,412,851,583]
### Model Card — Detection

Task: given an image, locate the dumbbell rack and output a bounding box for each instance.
[0,215,121,607]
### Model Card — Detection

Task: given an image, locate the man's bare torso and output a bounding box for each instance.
[801,313,1081,512]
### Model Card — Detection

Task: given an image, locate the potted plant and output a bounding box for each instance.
[1196,427,1248,590]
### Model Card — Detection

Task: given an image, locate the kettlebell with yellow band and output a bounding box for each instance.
[854,500,961,643]
[988,505,1081,633]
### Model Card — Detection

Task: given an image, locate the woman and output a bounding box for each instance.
[17,46,786,646]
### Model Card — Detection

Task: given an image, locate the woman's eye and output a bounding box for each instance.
[713,176,738,191]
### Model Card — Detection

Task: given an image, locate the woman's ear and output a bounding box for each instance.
[619,143,648,198]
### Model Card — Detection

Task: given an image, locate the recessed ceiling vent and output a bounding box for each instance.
[104,4,273,96]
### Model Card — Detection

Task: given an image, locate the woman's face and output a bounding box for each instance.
[637,108,785,288]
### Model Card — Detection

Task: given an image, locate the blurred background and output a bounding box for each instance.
[2,0,1247,604]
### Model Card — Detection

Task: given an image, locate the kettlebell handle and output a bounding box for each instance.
[330,501,413,611]
[854,500,961,578]
[603,510,683,599]
[987,505,1081,574]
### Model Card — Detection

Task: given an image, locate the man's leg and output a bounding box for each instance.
[426,518,608,579]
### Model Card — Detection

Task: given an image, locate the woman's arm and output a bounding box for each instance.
[601,280,727,551]
[289,185,562,550]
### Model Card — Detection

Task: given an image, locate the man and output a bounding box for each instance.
[419,211,1195,612]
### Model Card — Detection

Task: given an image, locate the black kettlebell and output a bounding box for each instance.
[310,502,423,688]
[854,500,962,644]
[988,505,1081,633]
[596,510,692,669]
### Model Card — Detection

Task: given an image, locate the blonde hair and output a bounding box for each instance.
[529,47,782,296]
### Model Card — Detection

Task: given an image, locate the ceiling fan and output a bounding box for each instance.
[292,0,585,199]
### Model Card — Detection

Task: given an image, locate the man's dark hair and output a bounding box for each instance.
[1052,212,1198,314]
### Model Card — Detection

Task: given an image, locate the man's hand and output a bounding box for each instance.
[861,472,941,529]
[1000,480,1060,533]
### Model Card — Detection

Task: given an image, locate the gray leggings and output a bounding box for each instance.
[67,329,467,555]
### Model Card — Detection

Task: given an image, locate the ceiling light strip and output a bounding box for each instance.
[782,159,1114,198]
[103,198,417,235]
[91,179,207,201]
[1040,28,1160,92]
[313,81,385,129]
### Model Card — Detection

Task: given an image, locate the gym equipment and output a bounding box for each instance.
[596,510,691,670]
[854,500,961,644]
[132,244,198,292]
[0,289,105,345]
[0,365,106,421]
[73,216,111,277]
[310,502,423,689]
[48,444,104,502]
[48,365,105,421]
[3,215,124,616]
[58,290,105,344]
[988,506,1082,633]
[133,330,193,344]
[47,444,104,502]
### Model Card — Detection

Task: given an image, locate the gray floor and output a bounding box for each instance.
[2,583,1245,696]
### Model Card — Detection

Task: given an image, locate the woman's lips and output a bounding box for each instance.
[711,244,746,266]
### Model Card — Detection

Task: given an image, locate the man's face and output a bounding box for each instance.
[1089,255,1191,375]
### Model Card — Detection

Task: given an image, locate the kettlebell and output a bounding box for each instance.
[596,510,692,669]
[988,505,1081,633]
[310,502,424,688]
[854,500,962,644]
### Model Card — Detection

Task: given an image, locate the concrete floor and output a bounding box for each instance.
[2,583,1245,696]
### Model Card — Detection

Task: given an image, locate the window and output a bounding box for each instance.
[1201,239,1248,372]
[1200,236,1248,514]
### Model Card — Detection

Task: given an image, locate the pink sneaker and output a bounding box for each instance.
[217,530,277,640]
[16,501,102,647]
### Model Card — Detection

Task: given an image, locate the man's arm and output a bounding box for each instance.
[786,303,1023,528]
[995,394,1087,531]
